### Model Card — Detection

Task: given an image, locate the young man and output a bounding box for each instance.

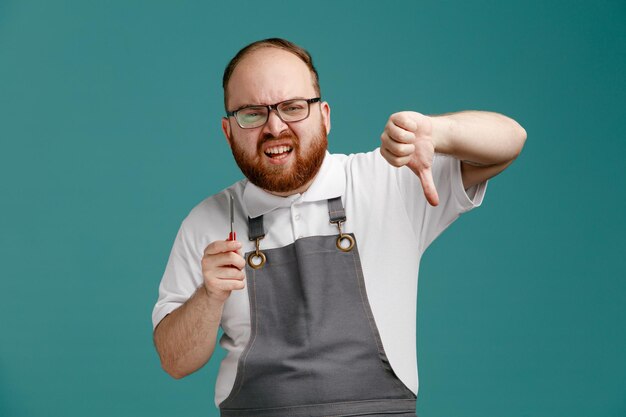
[152,38,526,417]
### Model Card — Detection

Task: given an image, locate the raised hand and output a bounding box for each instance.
[380,111,440,206]
[201,240,246,303]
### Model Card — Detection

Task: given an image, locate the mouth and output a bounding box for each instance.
[263,144,294,161]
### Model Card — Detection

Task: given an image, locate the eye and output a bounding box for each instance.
[280,101,306,114]
[239,107,266,119]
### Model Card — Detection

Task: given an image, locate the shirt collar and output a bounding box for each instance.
[243,151,345,218]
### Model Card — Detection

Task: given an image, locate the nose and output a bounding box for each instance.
[262,108,288,138]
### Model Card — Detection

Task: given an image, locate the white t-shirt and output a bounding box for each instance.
[152,148,486,406]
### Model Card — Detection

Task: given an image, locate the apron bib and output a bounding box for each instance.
[220,198,417,417]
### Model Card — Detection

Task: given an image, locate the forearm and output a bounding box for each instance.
[153,285,224,379]
[430,111,527,166]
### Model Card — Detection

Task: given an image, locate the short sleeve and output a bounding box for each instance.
[394,153,487,253]
[151,219,204,329]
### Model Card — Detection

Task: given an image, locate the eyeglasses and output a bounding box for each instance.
[226,97,321,129]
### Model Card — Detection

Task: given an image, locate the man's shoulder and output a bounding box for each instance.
[332,148,400,185]
[328,148,386,171]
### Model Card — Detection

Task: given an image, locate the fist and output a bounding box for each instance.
[380,111,439,206]
[201,240,246,303]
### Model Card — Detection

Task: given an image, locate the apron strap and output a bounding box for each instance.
[247,215,267,269]
[327,197,346,223]
[328,197,354,252]
[247,215,265,241]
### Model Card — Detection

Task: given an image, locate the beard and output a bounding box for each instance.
[230,121,328,194]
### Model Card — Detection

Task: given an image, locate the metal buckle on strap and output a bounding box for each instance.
[332,220,355,252]
[247,215,266,269]
[247,237,266,269]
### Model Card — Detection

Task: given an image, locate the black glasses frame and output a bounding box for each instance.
[226,97,321,129]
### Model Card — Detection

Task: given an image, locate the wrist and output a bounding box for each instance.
[197,285,227,324]
[198,284,226,306]
[429,114,455,155]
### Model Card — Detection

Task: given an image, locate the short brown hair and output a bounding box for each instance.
[222,38,321,110]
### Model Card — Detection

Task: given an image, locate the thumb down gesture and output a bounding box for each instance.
[380,111,440,206]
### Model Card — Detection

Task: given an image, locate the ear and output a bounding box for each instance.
[321,101,331,134]
[221,117,232,148]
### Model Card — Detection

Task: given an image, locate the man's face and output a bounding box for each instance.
[221,48,331,196]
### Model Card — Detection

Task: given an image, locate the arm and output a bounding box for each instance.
[431,111,527,189]
[380,110,527,205]
[153,240,245,379]
[153,286,223,379]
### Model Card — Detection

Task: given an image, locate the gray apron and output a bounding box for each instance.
[220,197,417,417]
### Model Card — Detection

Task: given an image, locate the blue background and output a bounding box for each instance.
[1,1,624,416]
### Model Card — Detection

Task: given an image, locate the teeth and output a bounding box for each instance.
[265,146,292,155]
